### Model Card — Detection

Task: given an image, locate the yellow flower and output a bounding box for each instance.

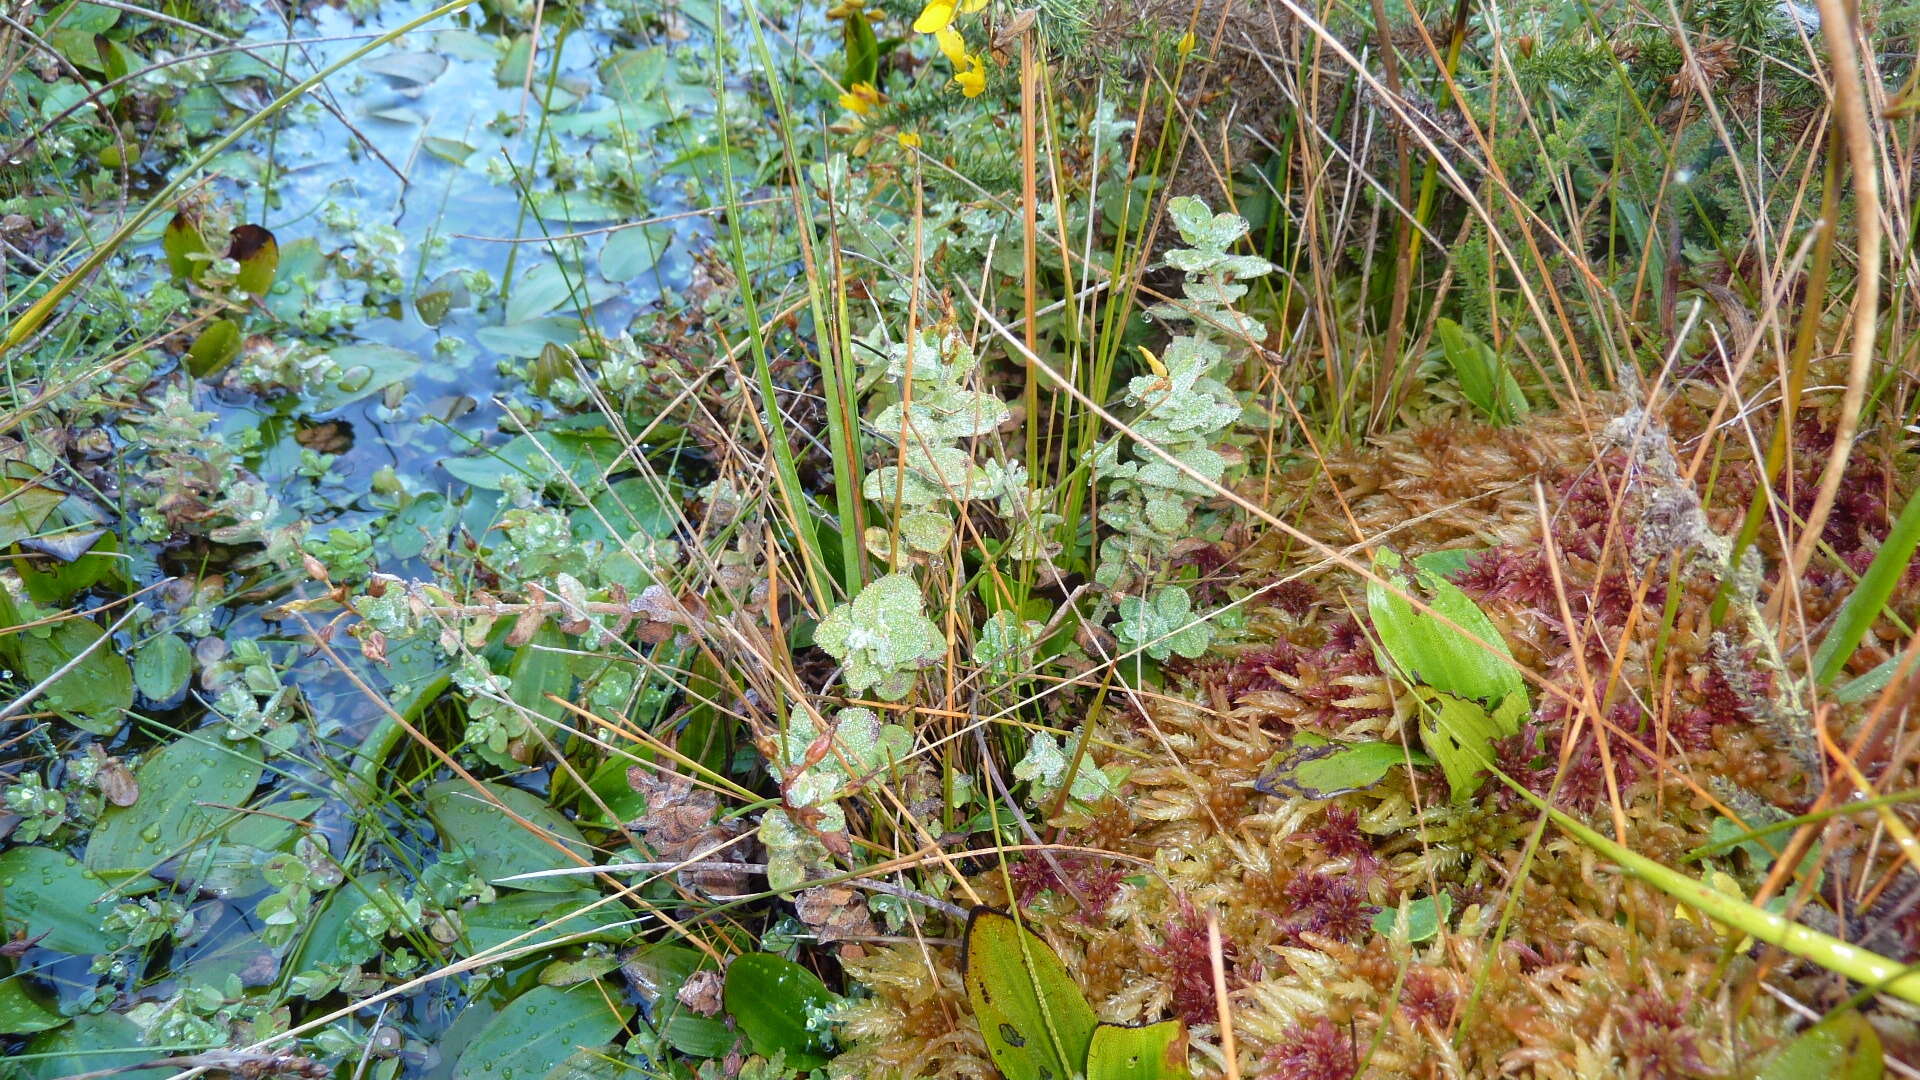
[952,53,987,97]
[960,0,986,11]
[932,26,968,66]
[837,81,884,115]
[897,131,922,148]
[912,0,955,33]
[1176,30,1196,56]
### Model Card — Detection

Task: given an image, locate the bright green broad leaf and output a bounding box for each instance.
[1415,688,1526,802]
[1434,318,1527,425]
[85,734,263,886]
[1087,1020,1190,1080]
[1366,548,1525,706]
[1256,735,1434,800]
[452,984,633,1080]
[722,953,840,1069]
[1373,893,1454,943]
[1757,1011,1883,1080]
[0,846,116,953]
[963,908,1098,1080]
[424,780,592,893]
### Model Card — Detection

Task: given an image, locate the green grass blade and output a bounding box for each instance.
[1812,489,1920,685]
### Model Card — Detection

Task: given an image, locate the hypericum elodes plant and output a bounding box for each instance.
[813,572,946,700]
[1092,196,1270,593]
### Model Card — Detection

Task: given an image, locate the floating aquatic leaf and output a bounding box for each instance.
[162,210,208,283]
[0,973,64,1036]
[225,224,278,297]
[0,589,132,735]
[306,344,419,412]
[360,49,448,85]
[185,317,241,377]
[599,224,672,282]
[0,846,116,953]
[132,632,192,701]
[452,984,633,1080]
[85,734,263,886]
[424,780,592,893]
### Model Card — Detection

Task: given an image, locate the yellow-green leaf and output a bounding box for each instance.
[225,224,278,297]
[1087,1020,1189,1080]
[964,907,1097,1080]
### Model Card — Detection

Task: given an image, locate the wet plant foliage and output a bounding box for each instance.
[3,0,1920,1076]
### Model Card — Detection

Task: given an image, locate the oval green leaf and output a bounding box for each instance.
[452,983,633,1080]
[84,734,264,886]
[722,953,839,1069]
[423,780,592,893]
[963,907,1098,1080]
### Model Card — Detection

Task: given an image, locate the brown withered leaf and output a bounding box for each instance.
[90,745,139,807]
[676,970,724,1016]
[795,885,877,945]
[626,767,749,893]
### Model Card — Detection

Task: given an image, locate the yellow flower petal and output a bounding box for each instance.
[953,54,986,97]
[898,131,922,148]
[837,81,882,115]
[959,0,986,11]
[933,26,968,66]
[912,0,956,33]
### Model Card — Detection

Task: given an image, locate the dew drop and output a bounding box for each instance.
[337,365,374,394]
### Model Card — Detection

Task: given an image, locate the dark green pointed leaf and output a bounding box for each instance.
[722,953,840,1069]
[453,984,633,1080]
